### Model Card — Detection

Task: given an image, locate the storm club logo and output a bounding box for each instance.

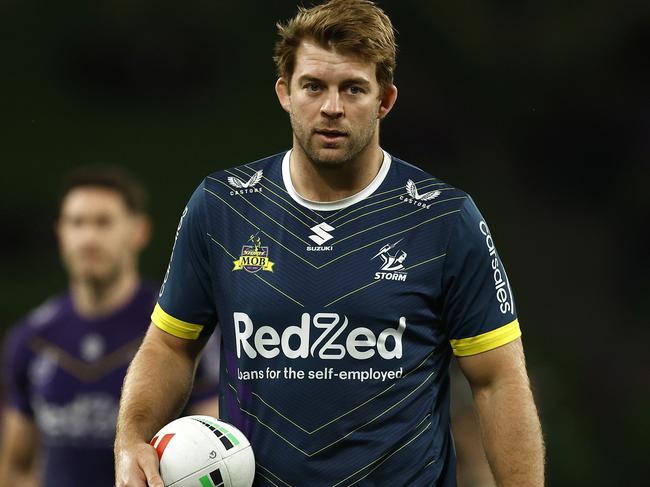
[372,239,408,281]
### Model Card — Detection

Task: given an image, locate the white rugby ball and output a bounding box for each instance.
[150,415,255,487]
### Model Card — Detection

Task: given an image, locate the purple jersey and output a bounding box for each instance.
[3,282,219,487]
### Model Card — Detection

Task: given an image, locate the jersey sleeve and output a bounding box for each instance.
[2,325,34,417]
[441,197,521,356]
[152,181,219,340]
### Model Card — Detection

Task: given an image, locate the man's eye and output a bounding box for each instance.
[348,86,365,95]
[96,216,113,228]
[68,217,83,228]
[304,83,320,92]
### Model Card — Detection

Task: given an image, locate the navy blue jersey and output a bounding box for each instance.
[3,282,219,487]
[153,151,521,487]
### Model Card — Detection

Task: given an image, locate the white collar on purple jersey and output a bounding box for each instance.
[281,148,392,211]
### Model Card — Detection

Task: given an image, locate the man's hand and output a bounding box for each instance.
[114,324,207,487]
[115,440,164,487]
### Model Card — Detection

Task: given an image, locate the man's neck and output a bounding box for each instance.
[290,142,384,202]
[70,270,139,319]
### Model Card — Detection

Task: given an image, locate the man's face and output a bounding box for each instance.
[276,40,396,167]
[57,187,148,286]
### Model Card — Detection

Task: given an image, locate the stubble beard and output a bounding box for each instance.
[290,110,378,169]
[66,252,125,298]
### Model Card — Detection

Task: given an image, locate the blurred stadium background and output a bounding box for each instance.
[0,1,647,485]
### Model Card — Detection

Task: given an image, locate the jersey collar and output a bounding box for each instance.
[281,148,392,212]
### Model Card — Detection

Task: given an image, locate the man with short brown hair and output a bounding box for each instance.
[0,166,218,487]
[115,1,544,486]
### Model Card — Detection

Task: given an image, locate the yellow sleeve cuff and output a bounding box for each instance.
[449,319,521,357]
[151,303,204,340]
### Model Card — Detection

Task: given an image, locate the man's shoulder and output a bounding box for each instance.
[17,294,69,331]
[388,154,472,213]
[4,294,70,350]
[202,151,286,190]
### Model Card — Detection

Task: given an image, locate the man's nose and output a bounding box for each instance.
[320,91,344,119]
[76,222,105,244]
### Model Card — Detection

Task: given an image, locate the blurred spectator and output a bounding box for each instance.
[0,166,219,487]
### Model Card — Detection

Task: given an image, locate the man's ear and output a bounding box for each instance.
[378,84,398,120]
[131,215,152,252]
[53,218,62,243]
[275,77,291,113]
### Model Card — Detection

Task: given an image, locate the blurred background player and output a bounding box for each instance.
[0,166,219,487]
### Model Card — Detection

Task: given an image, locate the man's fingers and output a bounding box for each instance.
[142,465,165,487]
[144,471,165,487]
[140,444,165,487]
[115,442,165,487]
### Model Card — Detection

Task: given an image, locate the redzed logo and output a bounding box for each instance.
[150,433,175,460]
[234,312,406,360]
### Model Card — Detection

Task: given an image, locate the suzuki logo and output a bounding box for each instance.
[308,223,335,246]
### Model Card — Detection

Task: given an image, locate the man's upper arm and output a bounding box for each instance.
[3,325,35,419]
[152,325,220,417]
[144,322,209,363]
[456,338,529,391]
[0,408,38,474]
[0,324,39,481]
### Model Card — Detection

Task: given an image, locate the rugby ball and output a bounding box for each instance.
[150,415,255,487]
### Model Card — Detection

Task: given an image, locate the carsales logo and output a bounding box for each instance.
[479,221,514,315]
[234,312,406,360]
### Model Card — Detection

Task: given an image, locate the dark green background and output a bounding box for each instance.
[1,1,648,485]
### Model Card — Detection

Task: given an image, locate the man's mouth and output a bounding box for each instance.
[314,129,348,142]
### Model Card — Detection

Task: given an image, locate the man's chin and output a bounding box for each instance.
[71,267,119,287]
[308,147,352,167]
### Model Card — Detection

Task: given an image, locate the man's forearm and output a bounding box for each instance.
[472,375,545,487]
[115,327,197,448]
[0,410,39,487]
